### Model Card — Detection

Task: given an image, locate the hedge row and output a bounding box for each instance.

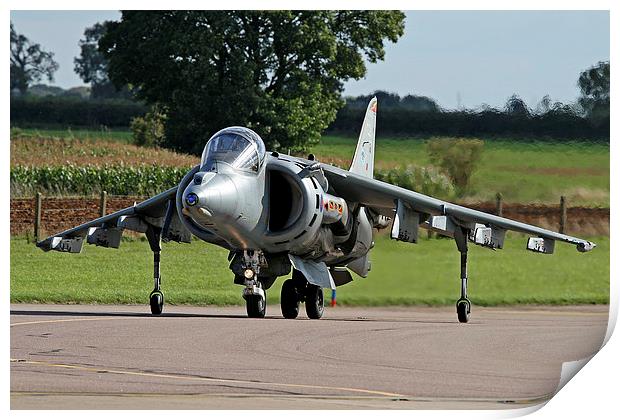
[11,97,609,140]
[10,97,147,128]
[10,165,191,197]
[328,107,609,141]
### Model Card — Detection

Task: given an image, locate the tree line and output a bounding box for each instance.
[10,12,609,151]
[329,88,609,141]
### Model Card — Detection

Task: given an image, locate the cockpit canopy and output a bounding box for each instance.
[200,127,266,173]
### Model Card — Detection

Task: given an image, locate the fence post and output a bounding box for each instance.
[560,196,567,234]
[495,192,503,217]
[34,192,42,241]
[99,191,107,218]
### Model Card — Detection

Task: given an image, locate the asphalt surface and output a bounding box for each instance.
[10,304,609,409]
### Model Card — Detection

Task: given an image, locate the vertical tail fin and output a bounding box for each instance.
[349,97,377,178]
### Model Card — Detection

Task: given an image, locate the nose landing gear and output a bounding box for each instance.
[245,285,266,318]
[241,250,267,318]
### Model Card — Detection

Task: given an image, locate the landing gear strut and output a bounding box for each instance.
[241,250,266,318]
[146,225,164,315]
[454,227,471,323]
[280,270,324,319]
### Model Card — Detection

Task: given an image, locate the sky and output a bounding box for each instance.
[10,10,610,110]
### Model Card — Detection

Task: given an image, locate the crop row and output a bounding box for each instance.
[10,165,192,197]
[10,164,454,199]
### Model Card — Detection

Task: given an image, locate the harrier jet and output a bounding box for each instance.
[37,98,595,322]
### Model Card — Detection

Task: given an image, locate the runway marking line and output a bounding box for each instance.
[9,391,552,407]
[10,358,405,398]
[10,317,135,327]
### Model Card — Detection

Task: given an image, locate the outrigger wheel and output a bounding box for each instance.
[149,290,164,315]
[456,298,471,323]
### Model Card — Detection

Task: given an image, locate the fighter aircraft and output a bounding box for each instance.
[37,97,596,322]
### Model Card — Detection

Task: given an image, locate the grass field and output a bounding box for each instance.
[11,233,608,307]
[10,127,609,206]
[314,136,610,206]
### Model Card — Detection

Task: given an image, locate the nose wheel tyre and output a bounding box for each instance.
[281,279,300,319]
[305,285,324,319]
[149,291,164,315]
[456,299,471,323]
[246,292,266,318]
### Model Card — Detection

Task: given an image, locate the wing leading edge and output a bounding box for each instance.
[321,163,595,253]
[36,187,189,253]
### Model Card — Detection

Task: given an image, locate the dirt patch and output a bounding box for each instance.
[11,196,143,238]
[10,197,609,238]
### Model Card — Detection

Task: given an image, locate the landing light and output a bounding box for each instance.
[243,269,255,279]
[186,193,199,206]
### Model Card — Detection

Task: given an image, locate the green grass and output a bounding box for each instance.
[312,136,609,206]
[11,233,608,307]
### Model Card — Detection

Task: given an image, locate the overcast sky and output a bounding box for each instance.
[10,10,609,110]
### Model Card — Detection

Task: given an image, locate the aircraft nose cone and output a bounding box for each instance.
[182,173,237,222]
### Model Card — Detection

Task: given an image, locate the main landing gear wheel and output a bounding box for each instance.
[305,284,324,320]
[456,298,471,323]
[281,279,300,319]
[246,290,266,318]
[150,291,164,315]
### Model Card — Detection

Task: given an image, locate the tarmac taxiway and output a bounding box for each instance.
[10,303,609,409]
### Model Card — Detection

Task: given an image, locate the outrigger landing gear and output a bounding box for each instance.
[241,250,266,318]
[146,225,164,315]
[454,227,471,323]
[280,270,324,320]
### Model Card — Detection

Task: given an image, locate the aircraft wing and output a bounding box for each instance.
[320,163,596,253]
[36,187,192,253]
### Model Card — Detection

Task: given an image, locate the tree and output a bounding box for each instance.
[578,61,609,126]
[100,11,405,154]
[504,94,530,117]
[10,23,59,95]
[426,138,484,197]
[74,21,131,99]
[535,94,552,115]
[400,94,439,112]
